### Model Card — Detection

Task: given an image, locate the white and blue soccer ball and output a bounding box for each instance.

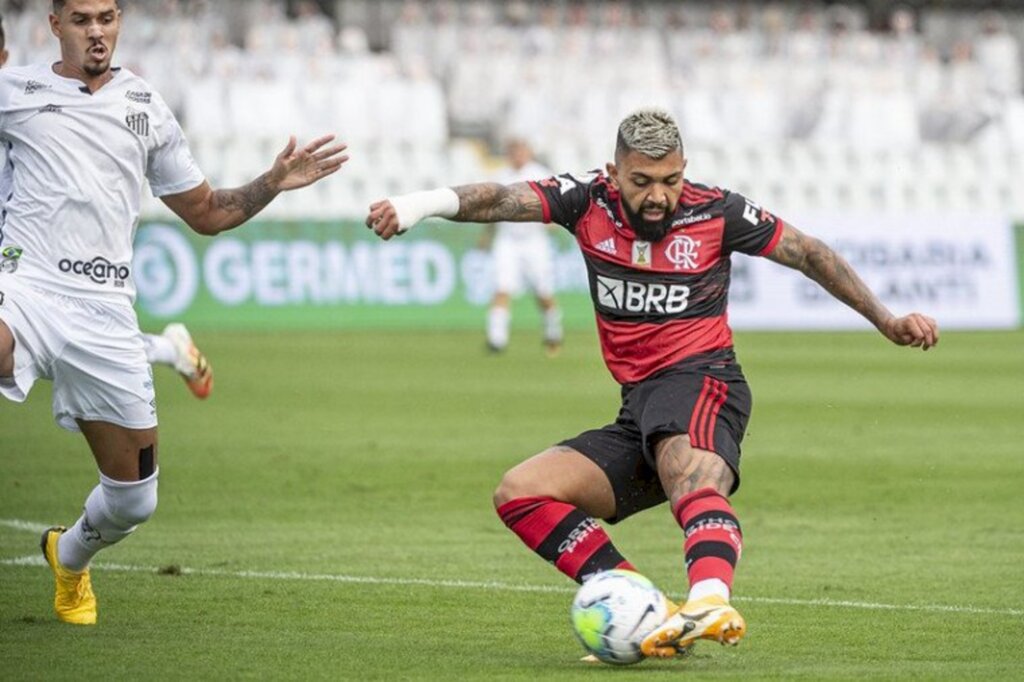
[570,569,670,665]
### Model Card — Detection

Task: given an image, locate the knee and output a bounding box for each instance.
[103,471,159,528]
[492,467,538,510]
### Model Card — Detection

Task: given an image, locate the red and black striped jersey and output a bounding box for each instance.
[528,171,783,384]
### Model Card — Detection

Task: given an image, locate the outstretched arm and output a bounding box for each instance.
[366,182,543,241]
[767,222,939,350]
[162,135,349,236]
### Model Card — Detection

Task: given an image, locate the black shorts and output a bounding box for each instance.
[561,357,753,523]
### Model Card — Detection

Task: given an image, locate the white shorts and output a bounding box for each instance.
[493,234,555,298]
[0,277,157,432]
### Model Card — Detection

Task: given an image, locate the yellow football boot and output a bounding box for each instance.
[641,595,745,658]
[40,527,97,625]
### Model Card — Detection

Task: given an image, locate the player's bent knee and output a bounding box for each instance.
[82,471,159,546]
[102,470,159,529]
[492,466,547,509]
[492,471,521,509]
[494,446,601,510]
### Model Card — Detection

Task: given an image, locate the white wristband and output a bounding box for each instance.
[389,188,460,233]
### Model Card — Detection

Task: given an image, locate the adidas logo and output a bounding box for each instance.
[595,237,616,255]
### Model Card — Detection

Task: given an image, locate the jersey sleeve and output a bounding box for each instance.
[721,190,784,257]
[526,171,596,233]
[146,101,205,197]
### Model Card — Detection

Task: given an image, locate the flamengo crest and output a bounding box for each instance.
[665,235,700,270]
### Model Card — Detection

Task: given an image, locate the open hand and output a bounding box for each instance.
[269,135,349,191]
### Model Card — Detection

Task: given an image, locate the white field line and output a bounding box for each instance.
[3,519,1021,618]
[0,519,50,534]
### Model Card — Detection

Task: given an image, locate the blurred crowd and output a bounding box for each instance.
[394,1,1023,145]
[2,0,1023,216]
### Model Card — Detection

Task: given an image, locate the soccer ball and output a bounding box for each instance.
[570,569,670,665]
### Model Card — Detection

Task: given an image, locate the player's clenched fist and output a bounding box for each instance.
[367,188,461,241]
[366,200,402,240]
[882,313,940,350]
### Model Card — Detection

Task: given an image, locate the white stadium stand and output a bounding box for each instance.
[6,0,1024,218]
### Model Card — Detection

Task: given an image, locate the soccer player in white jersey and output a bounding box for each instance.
[483,139,563,354]
[0,11,212,400]
[0,0,348,625]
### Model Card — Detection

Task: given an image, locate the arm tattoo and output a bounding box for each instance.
[211,172,278,221]
[453,182,543,223]
[768,225,892,329]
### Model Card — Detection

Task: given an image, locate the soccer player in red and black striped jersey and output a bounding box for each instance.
[366,109,939,659]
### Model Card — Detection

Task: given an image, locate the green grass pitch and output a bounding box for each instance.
[1,328,1022,680]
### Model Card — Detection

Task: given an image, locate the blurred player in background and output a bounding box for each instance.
[367,109,938,660]
[480,138,563,355]
[0,13,212,400]
[0,0,348,625]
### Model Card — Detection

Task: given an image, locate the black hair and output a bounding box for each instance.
[53,1,121,12]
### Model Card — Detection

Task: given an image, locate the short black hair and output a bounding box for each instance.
[53,1,121,12]
[0,15,5,52]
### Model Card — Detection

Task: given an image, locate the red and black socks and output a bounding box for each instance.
[673,487,743,602]
[498,496,635,583]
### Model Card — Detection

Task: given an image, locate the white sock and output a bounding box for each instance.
[142,333,177,366]
[58,469,159,571]
[543,307,563,343]
[687,578,730,603]
[487,307,510,349]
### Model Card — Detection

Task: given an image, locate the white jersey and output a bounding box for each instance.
[493,160,552,241]
[0,63,204,304]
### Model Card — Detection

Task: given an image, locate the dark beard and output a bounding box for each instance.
[84,62,110,77]
[620,200,673,242]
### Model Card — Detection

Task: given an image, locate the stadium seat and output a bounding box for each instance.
[1004,97,1024,150]
[675,90,726,147]
[184,78,231,141]
[333,80,375,145]
[2,0,1003,222]
[228,79,300,139]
